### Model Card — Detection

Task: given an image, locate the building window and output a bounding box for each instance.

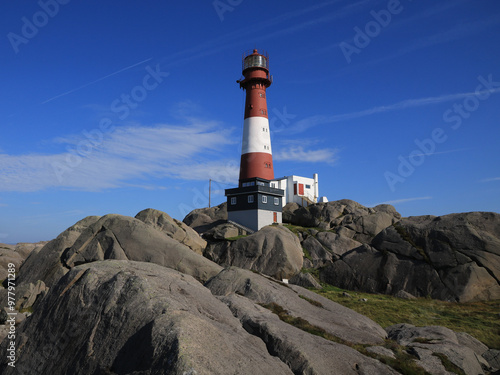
[274,197,279,205]
[231,197,236,205]
[257,181,265,186]
[305,184,311,189]
[248,195,254,203]
[262,195,268,204]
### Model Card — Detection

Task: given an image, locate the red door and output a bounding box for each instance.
[293,183,297,195]
[298,183,304,196]
[273,212,277,223]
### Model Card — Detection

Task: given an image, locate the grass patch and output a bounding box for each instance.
[261,302,347,344]
[19,306,34,314]
[299,294,324,308]
[302,246,312,261]
[432,353,466,375]
[315,285,500,349]
[283,224,330,236]
[260,302,431,375]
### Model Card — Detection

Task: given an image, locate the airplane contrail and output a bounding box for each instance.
[41,57,153,104]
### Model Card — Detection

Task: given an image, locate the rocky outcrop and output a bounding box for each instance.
[288,272,322,289]
[0,242,46,280]
[1,212,221,317]
[1,204,498,374]
[386,323,493,375]
[16,215,102,288]
[220,293,399,374]
[182,202,227,233]
[203,222,250,240]
[206,267,387,345]
[321,212,500,302]
[61,214,222,284]
[135,208,207,254]
[204,226,303,280]
[0,261,292,375]
[283,199,401,242]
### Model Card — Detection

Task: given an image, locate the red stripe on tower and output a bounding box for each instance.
[237,49,274,184]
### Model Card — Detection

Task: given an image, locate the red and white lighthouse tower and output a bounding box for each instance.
[225,49,284,232]
[237,49,274,184]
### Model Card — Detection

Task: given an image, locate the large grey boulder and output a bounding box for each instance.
[220,293,399,374]
[0,244,22,280]
[316,231,362,258]
[387,323,491,375]
[206,267,387,345]
[301,235,333,267]
[135,208,207,254]
[320,212,500,302]
[16,215,101,288]
[182,202,227,233]
[319,244,449,299]
[0,218,100,314]
[288,272,322,289]
[0,242,46,280]
[0,261,292,375]
[284,199,401,242]
[62,214,222,284]
[204,225,303,280]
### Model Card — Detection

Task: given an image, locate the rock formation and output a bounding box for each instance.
[386,324,493,374]
[321,212,500,302]
[1,203,499,374]
[135,208,207,254]
[182,202,227,233]
[1,261,292,375]
[204,225,303,279]
[0,242,46,280]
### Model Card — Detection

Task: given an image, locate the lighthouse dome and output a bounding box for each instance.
[243,50,268,70]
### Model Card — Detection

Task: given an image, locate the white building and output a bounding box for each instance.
[271,174,327,207]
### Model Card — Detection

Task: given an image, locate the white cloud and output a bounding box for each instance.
[369,196,432,206]
[480,177,500,183]
[0,120,238,192]
[273,146,338,164]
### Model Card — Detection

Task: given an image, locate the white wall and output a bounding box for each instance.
[271,174,318,207]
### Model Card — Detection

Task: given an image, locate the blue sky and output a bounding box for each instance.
[1,0,499,243]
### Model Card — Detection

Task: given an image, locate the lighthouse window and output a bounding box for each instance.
[259,92,266,98]
[262,196,268,204]
[231,197,236,205]
[248,195,254,203]
[260,109,267,115]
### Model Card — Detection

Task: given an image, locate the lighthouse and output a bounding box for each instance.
[225,49,284,232]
